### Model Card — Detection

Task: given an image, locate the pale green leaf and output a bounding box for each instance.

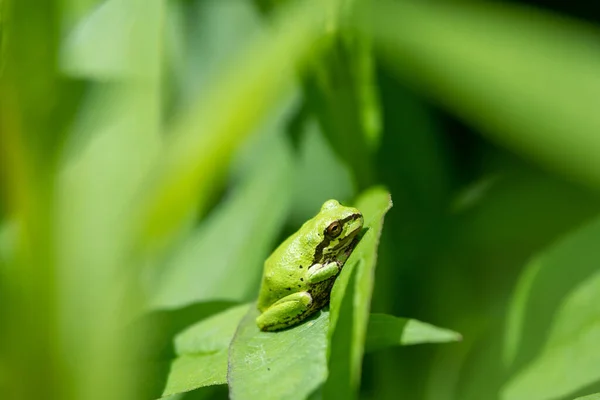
[504,215,600,368]
[502,270,600,400]
[54,1,163,398]
[61,0,161,80]
[365,314,462,353]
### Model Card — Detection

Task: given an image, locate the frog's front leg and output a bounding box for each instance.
[256,292,313,331]
[306,261,340,284]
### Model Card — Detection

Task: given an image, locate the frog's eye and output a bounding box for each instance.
[326,221,342,238]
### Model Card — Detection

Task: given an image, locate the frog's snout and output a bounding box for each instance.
[347,214,364,237]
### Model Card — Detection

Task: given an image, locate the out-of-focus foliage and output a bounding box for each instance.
[2,0,600,399]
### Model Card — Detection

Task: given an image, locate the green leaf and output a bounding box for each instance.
[365,314,462,353]
[133,301,238,399]
[504,215,600,369]
[360,0,600,190]
[161,304,250,397]
[61,0,161,80]
[228,306,329,400]
[302,34,381,189]
[502,269,600,400]
[324,187,393,398]
[574,394,600,400]
[174,304,251,356]
[162,351,228,397]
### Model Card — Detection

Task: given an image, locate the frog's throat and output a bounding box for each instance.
[312,213,362,265]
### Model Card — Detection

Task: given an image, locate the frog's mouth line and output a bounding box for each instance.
[322,224,363,263]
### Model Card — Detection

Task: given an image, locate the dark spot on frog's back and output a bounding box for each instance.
[286,287,291,291]
[299,265,303,269]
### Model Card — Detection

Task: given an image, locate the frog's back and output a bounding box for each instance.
[257,231,315,311]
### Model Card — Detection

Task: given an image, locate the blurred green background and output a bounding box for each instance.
[2,0,600,399]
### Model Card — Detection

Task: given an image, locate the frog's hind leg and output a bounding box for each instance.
[256,291,313,331]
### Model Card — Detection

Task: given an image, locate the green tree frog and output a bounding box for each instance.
[256,199,363,331]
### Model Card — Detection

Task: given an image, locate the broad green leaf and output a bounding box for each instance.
[504,215,600,369]
[162,351,229,397]
[574,395,600,400]
[502,270,600,400]
[137,0,332,247]
[365,314,462,353]
[149,134,293,309]
[324,187,392,398]
[174,304,251,356]
[134,301,238,399]
[361,0,600,190]
[161,304,250,397]
[228,306,329,400]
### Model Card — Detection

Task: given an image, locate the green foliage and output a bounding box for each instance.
[2,0,600,399]
[502,217,600,400]
[575,395,600,400]
[365,314,462,353]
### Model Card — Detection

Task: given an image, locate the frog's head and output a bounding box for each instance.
[313,199,364,264]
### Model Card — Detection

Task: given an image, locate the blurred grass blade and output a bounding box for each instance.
[502,269,600,400]
[0,220,17,265]
[0,0,86,398]
[228,306,329,400]
[138,0,332,248]
[55,1,163,399]
[504,215,600,370]
[325,187,392,399]
[302,31,381,190]
[365,314,462,353]
[149,133,293,310]
[288,119,354,226]
[61,0,159,80]
[360,0,600,190]
[161,304,250,397]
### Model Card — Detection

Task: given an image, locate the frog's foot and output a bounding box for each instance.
[306,261,340,284]
[256,291,313,331]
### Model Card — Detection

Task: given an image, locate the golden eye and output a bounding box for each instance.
[326,221,342,238]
